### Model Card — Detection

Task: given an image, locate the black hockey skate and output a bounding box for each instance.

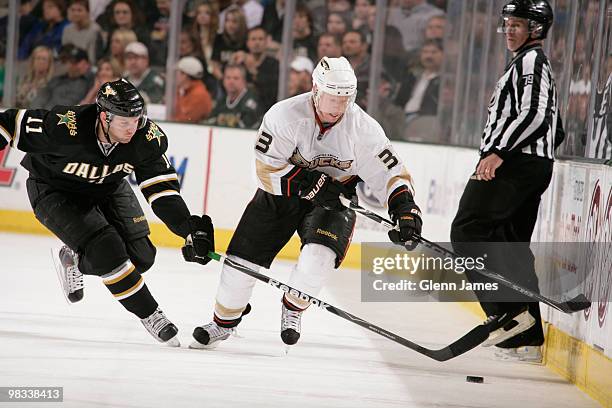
[281,303,303,346]
[52,245,84,303]
[190,303,251,349]
[141,307,180,347]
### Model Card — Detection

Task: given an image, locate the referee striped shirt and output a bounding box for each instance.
[480,43,561,160]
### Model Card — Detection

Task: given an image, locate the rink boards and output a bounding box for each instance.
[0,121,610,406]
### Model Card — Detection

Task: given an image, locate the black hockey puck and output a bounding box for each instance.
[466,375,484,383]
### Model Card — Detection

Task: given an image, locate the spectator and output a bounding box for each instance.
[180,28,219,100]
[208,64,260,129]
[352,0,373,32]
[326,12,351,39]
[424,14,446,41]
[211,5,248,80]
[62,0,103,63]
[107,28,137,73]
[0,0,37,50]
[80,57,121,104]
[288,56,314,97]
[219,0,264,31]
[231,26,279,112]
[395,39,443,121]
[32,46,93,109]
[191,1,220,68]
[317,32,342,60]
[366,5,407,82]
[123,41,165,104]
[311,0,352,35]
[342,30,370,105]
[173,56,213,123]
[18,0,69,60]
[293,4,318,63]
[16,46,55,108]
[387,0,444,54]
[372,71,405,140]
[148,0,171,67]
[261,0,284,44]
[104,0,150,51]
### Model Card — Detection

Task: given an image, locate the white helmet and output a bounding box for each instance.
[312,56,357,107]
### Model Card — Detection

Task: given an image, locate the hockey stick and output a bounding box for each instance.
[340,197,591,314]
[206,251,489,361]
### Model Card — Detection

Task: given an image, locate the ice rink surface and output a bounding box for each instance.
[0,233,599,408]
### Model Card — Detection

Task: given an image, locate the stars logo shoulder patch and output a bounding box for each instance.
[145,122,165,146]
[56,110,78,136]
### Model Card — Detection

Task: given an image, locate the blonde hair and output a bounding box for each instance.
[25,46,55,82]
[109,28,137,72]
[191,1,219,46]
[223,5,247,46]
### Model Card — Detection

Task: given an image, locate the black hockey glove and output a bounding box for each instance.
[297,170,347,211]
[387,186,422,249]
[181,215,215,265]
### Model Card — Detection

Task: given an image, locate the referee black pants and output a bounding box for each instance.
[450,153,553,325]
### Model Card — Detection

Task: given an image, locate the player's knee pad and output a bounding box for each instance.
[125,236,156,273]
[79,226,130,276]
[216,255,258,312]
[299,206,356,268]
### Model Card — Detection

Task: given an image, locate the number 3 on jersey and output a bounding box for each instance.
[256,131,273,153]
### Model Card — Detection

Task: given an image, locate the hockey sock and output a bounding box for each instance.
[101,260,158,319]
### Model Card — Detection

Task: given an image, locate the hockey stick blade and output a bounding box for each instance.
[208,251,487,361]
[340,198,592,314]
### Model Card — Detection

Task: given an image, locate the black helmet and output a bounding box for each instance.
[500,0,553,39]
[96,78,146,118]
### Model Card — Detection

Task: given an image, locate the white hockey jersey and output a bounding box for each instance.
[254,92,414,206]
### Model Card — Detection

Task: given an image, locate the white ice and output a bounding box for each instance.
[0,233,599,408]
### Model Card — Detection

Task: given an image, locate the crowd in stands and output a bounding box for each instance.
[0,0,447,140]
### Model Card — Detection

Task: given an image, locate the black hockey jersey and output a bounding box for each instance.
[0,104,192,238]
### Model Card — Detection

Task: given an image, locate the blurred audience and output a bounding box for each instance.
[16,46,55,108]
[231,26,279,112]
[311,0,352,35]
[32,46,93,109]
[211,5,248,80]
[123,41,165,103]
[352,0,372,33]
[0,0,37,51]
[292,3,318,62]
[18,0,69,60]
[219,0,264,31]
[342,30,370,106]
[173,56,213,123]
[80,57,121,104]
[373,71,405,141]
[207,64,260,128]
[317,33,343,60]
[107,27,137,73]
[424,14,446,41]
[261,0,284,46]
[62,0,103,63]
[395,39,443,121]
[102,0,150,51]
[288,56,314,97]
[326,12,351,39]
[388,0,444,55]
[148,0,171,67]
[191,1,219,72]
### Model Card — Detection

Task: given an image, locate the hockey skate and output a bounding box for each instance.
[52,245,84,303]
[281,303,303,346]
[494,345,543,364]
[190,304,253,349]
[190,321,235,349]
[140,307,180,347]
[482,307,535,347]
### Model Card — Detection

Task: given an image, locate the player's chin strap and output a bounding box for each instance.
[97,112,113,144]
[338,196,591,314]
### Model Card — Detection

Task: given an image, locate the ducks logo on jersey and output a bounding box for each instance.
[289,148,352,171]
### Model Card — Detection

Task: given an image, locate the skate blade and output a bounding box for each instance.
[165,337,181,347]
[483,311,535,347]
[188,340,220,350]
[494,347,543,364]
[51,248,72,305]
